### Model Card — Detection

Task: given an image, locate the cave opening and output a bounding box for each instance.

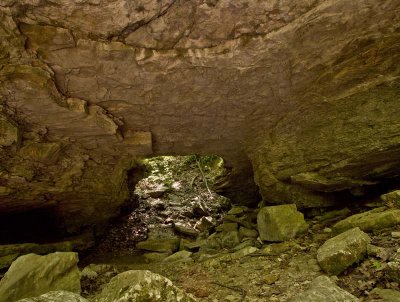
[81,154,238,263]
[0,207,60,245]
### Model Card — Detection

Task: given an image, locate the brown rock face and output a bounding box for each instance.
[0,0,400,233]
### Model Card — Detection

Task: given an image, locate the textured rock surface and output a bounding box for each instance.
[332,208,400,234]
[289,276,359,302]
[0,252,81,302]
[136,238,180,253]
[317,227,371,275]
[257,204,308,241]
[94,270,197,302]
[1,0,400,231]
[367,288,400,302]
[16,291,88,302]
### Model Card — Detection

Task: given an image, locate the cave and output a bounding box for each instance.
[1,0,400,301]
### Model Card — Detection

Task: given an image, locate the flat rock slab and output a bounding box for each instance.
[257,204,308,242]
[16,291,88,302]
[367,288,400,302]
[0,252,81,302]
[94,270,197,302]
[317,227,371,275]
[289,276,359,302]
[333,207,400,234]
[136,238,180,253]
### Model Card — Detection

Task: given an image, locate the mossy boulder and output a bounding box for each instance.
[332,207,400,234]
[16,291,88,302]
[317,227,371,275]
[94,270,197,302]
[257,204,308,242]
[0,252,81,302]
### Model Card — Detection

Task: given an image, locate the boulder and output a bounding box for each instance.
[0,252,81,302]
[16,291,88,302]
[257,204,308,242]
[136,238,180,253]
[367,288,400,302]
[332,207,400,234]
[289,276,359,302]
[317,227,371,275]
[94,270,197,302]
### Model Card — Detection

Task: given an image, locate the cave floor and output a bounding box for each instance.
[79,156,400,301]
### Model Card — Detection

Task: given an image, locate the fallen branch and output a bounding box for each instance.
[195,155,213,198]
[190,174,199,188]
[211,281,247,301]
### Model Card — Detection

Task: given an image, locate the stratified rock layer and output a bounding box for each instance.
[1,0,400,231]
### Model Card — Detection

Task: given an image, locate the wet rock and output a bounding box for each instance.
[163,250,193,263]
[0,252,81,302]
[136,238,180,253]
[0,113,19,146]
[94,270,197,302]
[16,291,88,302]
[257,204,308,242]
[289,276,359,302]
[317,227,371,275]
[367,288,400,302]
[332,207,400,234]
[173,222,199,237]
[221,231,241,249]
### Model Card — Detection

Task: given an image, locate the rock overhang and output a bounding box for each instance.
[0,0,400,233]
